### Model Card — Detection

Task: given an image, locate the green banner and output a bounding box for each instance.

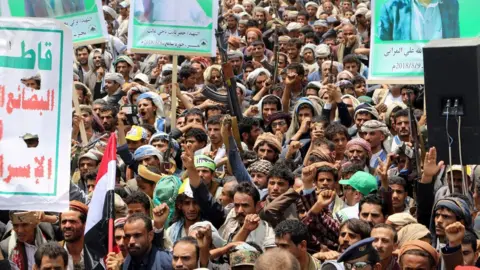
[3,0,107,46]
[370,0,480,81]
[128,0,218,56]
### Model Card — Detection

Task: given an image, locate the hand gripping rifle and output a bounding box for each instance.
[201,16,244,121]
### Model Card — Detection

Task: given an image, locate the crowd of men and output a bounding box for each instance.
[4,0,479,269]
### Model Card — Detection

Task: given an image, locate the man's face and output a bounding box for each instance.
[355,112,372,129]
[389,184,407,211]
[197,167,214,186]
[262,103,277,120]
[343,185,361,206]
[344,62,359,76]
[247,32,259,44]
[246,125,262,146]
[344,254,376,270]
[180,197,200,222]
[447,171,465,194]
[297,15,307,25]
[434,207,457,237]
[138,99,156,122]
[306,6,317,17]
[127,203,148,216]
[371,227,396,261]
[191,63,203,80]
[395,116,410,137]
[137,178,155,198]
[339,225,362,252]
[360,203,385,227]
[116,62,131,77]
[226,16,237,29]
[229,57,243,73]
[93,104,103,115]
[401,89,416,105]
[268,177,289,199]
[81,111,93,129]
[124,220,153,258]
[275,234,304,260]
[93,52,102,67]
[184,74,197,89]
[172,242,198,270]
[316,171,336,191]
[207,123,222,145]
[186,114,203,125]
[99,110,115,131]
[362,130,385,150]
[13,221,36,243]
[287,45,299,60]
[323,2,333,14]
[185,136,204,153]
[347,145,367,166]
[252,44,264,58]
[251,172,268,189]
[86,179,96,193]
[254,74,267,90]
[105,80,120,94]
[37,256,66,270]
[127,139,144,153]
[298,108,313,124]
[342,1,353,11]
[332,133,348,156]
[77,48,89,65]
[79,158,97,179]
[115,227,127,256]
[272,119,289,134]
[234,192,256,224]
[254,12,265,23]
[354,82,367,97]
[61,211,85,243]
[24,79,40,90]
[400,254,432,270]
[219,181,235,207]
[461,242,478,266]
[257,143,276,162]
[314,25,327,35]
[238,23,247,34]
[210,69,223,88]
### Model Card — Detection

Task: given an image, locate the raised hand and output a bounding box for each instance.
[181,144,195,169]
[152,203,170,230]
[242,214,261,232]
[445,222,465,247]
[421,147,444,183]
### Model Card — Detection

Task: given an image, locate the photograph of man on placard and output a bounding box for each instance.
[378,0,460,41]
[24,0,86,17]
[134,0,213,27]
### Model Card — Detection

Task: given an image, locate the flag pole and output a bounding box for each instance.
[107,132,116,253]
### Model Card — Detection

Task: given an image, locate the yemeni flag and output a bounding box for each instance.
[84,133,117,270]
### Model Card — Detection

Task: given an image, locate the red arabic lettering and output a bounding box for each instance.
[48,158,52,179]
[4,86,54,114]
[34,156,45,178]
[0,119,2,141]
[4,164,31,183]
[0,85,4,107]
[0,155,3,177]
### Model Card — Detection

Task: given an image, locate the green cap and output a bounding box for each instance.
[194,155,216,171]
[339,171,378,196]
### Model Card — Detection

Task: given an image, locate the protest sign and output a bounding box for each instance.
[128,0,218,56]
[1,0,108,46]
[369,0,480,82]
[0,17,72,212]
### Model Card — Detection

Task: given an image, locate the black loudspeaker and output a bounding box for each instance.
[423,38,480,164]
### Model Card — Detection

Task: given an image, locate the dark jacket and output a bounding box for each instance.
[122,245,173,270]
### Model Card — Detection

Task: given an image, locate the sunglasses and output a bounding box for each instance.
[344,262,372,270]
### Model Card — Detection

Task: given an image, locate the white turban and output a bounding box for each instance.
[105,73,125,85]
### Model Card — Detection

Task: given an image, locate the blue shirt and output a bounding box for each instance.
[411,0,443,40]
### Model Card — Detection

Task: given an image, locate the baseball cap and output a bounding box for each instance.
[194,155,216,171]
[446,165,472,176]
[134,73,149,84]
[119,1,130,8]
[339,171,378,196]
[355,7,369,17]
[126,125,147,141]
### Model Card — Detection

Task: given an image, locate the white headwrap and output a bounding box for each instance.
[105,73,125,85]
[246,68,271,90]
[203,65,222,82]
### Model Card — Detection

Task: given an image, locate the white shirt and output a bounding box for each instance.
[383,92,403,107]
[24,242,37,270]
[411,0,443,40]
